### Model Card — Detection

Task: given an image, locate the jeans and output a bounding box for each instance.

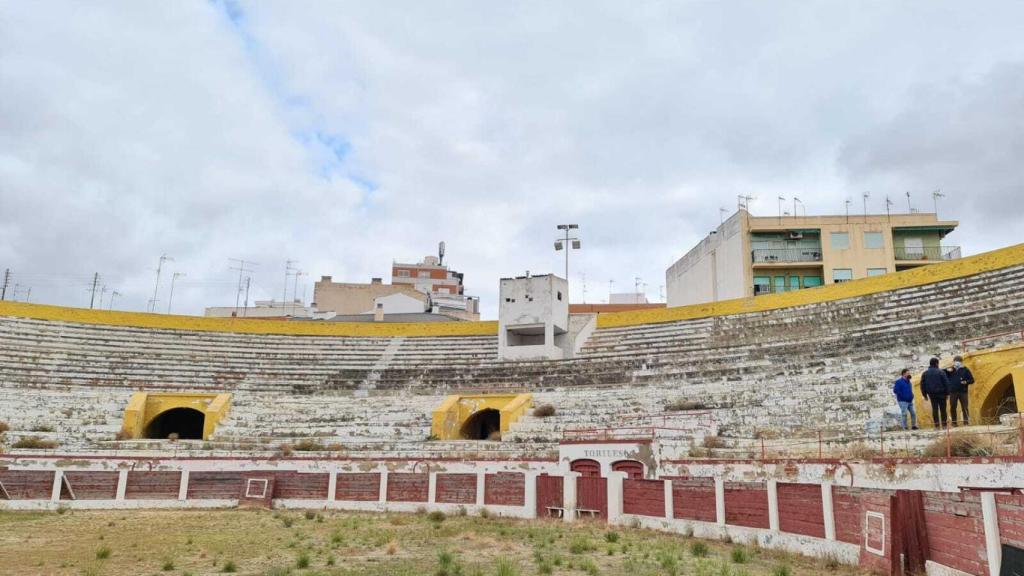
[929,395,948,428]
[898,401,918,430]
[949,392,969,426]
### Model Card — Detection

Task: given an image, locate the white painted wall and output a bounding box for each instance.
[666,211,747,307]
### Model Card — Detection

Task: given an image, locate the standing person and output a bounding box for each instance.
[893,368,918,430]
[946,355,975,427]
[920,357,951,429]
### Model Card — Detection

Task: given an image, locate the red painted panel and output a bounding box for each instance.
[612,460,644,480]
[777,483,824,538]
[273,472,329,500]
[187,471,244,500]
[623,479,665,517]
[570,459,601,478]
[436,473,476,504]
[922,491,987,576]
[336,473,380,501]
[125,471,180,500]
[997,493,1024,548]
[672,478,716,522]
[386,473,428,502]
[577,476,607,519]
[536,474,564,518]
[0,470,53,500]
[484,473,524,506]
[833,487,865,545]
[63,471,118,500]
[858,489,895,575]
[724,482,769,529]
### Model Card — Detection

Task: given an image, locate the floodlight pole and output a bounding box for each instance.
[555,224,580,282]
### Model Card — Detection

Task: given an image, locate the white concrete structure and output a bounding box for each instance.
[363,292,427,315]
[498,274,569,361]
[666,211,747,307]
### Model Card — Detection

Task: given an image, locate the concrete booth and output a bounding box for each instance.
[498,273,569,361]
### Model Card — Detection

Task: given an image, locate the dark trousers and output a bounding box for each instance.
[930,395,948,428]
[949,392,969,426]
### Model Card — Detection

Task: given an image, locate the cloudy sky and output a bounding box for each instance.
[1,1,1023,319]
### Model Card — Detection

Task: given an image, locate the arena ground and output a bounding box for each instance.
[0,509,872,576]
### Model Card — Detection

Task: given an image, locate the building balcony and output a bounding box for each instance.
[751,248,823,264]
[893,246,961,262]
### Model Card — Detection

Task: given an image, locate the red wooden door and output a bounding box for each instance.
[892,490,929,575]
[612,460,644,480]
[576,476,608,519]
[536,474,564,518]
[570,459,601,478]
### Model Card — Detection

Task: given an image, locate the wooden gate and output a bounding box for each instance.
[570,459,601,478]
[891,490,929,575]
[612,459,644,479]
[577,476,608,519]
[536,474,564,518]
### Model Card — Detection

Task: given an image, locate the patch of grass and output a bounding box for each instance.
[665,399,704,412]
[31,424,55,432]
[304,510,316,520]
[12,436,59,449]
[162,558,175,571]
[427,510,446,524]
[690,541,709,557]
[296,551,310,568]
[604,531,619,543]
[95,546,111,559]
[222,559,238,572]
[533,404,556,418]
[569,536,595,554]
[293,438,326,451]
[771,564,792,576]
[731,545,749,564]
[494,557,519,576]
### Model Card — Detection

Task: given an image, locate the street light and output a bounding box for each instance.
[554,224,581,281]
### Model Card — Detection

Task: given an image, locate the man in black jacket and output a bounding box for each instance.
[946,355,975,427]
[920,357,951,429]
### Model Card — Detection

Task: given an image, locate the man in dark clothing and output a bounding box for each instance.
[920,357,951,429]
[946,355,975,426]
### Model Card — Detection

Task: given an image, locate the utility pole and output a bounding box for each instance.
[89,273,101,309]
[282,259,297,309]
[1,268,10,300]
[554,224,581,282]
[149,254,173,312]
[167,272,186,314]
[229,258,257,315]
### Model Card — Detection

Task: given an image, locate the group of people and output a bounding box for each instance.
[892,356,975,430]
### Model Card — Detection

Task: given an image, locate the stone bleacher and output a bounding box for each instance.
[1,255,1023,455]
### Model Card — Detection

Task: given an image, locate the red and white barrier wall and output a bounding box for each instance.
[2,454,1023,576]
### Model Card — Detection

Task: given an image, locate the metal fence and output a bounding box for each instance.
[894,245,961,261]
[751,248,823,263]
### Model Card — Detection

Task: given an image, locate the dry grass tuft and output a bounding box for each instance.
[533,404,556,418]
[665,399,704,412]
[12,436,59,449]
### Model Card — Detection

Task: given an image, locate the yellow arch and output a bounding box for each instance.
[431,394,533,440]
[913,343,1024,427]
[121,392,232,440]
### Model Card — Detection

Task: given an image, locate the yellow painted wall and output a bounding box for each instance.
[1,243,1023,336]
[121,392,232,440]
[431,393,533,440]
[912,343,1024,427]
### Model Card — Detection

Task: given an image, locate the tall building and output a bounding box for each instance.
[391,255,465,296]
[666,209,960,307]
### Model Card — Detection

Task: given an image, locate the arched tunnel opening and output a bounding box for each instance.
[981,374,1018,422]
[459,408,501,440]
[144,408,205,440]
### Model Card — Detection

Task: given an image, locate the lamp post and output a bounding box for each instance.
[554,224,581,281]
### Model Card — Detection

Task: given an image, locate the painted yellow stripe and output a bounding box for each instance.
[597,242,1024,329]
[1,243,1021,336]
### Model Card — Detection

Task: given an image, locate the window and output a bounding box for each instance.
[789,276,800,291]
[803,276,823,288]
[396,270,410,278]
[773,276,785,293]
[832,269,853,283]
[864,231,884,249]
[867,268,887,277]
[557,291,562,301]
[830,232,849,250]
[417,271,430,278]
[753,276,770,295]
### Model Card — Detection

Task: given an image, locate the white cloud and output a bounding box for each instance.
[1,1,1023,317]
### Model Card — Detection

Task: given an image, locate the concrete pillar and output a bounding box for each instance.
[664,479,674,519]
[523,471,540,519]
[378,470,389,503]
[428,472,438,504]
[115,470,128,501]
[607,471,628,524]
[563,471,581,523]
[714,477,726,526]
[327,471,337,503]
[981,492,1002,576]
[475,471,486,507]
[821,482,836,541]
[767,480,780,531]
[178,470,189,501]
[50,470,63,502]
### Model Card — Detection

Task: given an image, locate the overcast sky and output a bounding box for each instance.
[2,1,1023,319]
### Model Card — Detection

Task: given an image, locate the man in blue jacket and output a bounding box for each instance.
[893,368,918,430]
[920,357,951,429]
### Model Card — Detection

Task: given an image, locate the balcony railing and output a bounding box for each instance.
[894,245,961,261]
[751,248,823,264]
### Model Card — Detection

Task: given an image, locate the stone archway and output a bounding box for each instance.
[980,373,1019,423]
[143,407,205,440]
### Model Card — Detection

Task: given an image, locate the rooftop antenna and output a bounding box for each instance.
[885,195,894,222]
[109,290,121,310]
[845,199,852,223]
[608,279,615,300]
[168,272,186,314]
[932,189,944,218]
[793,197,802,219]
[282,259,297,309]
[634,276,642,303]
[438,241,446,266]
[580,271,587,304]
[659,285,665,302]
[862,191,870,223]
[229,258,257,315]
[777,196,785,224]
[719,207,728,225]
[149,254,173,312]
[906,191,912,212]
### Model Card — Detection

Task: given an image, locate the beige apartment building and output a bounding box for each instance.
[666,209,960,307]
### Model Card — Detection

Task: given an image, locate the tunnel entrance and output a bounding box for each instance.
[144,408,205,440]
[981,374,1018,423]
[459,409,501,440]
